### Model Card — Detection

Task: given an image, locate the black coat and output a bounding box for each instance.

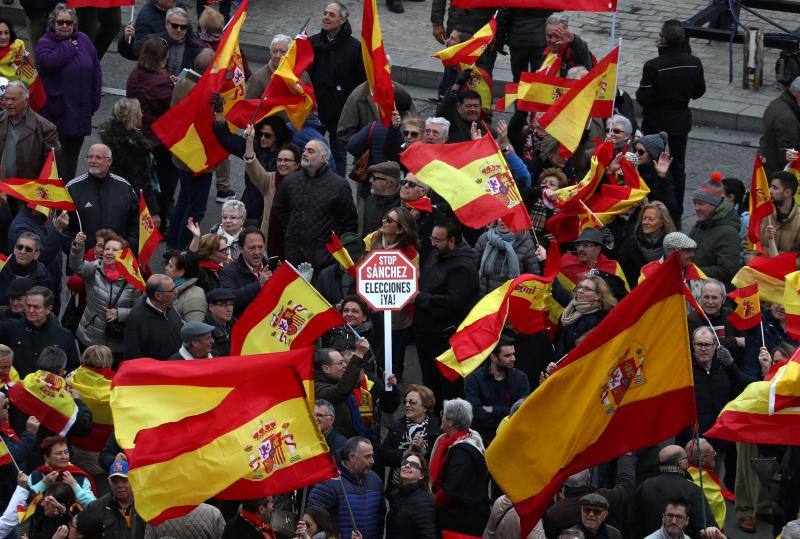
[636,45,706,136]
[66,172,139,249]
[99,119,158,217]
[638,162,678,219]
[85,494,147,539]
[0,315,79,377]
[222,514,269,539]
[308,22,366,126]
[313,354,365,438]
[431,0,494,34]
[218,255,265,318]
[0,257,52,308]
[691,356,754,438]
[496,8,552,50]
[122,300,183,361]
[0,430,36,511]
[556,310,607,357]
[615,229,664,286]
[628,471,716,538]
[316,264,357,306]
[436,438,490,536]
[386,482,436,539]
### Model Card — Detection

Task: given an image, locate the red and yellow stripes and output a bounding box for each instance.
[732,252,796,305]
[114,248,146,292]
[727,283,762,331]
[432,17,496,68]
[0,152,75,211]
[325,231,356,277]
[361,0,394,127]
[9,371,78,436]
[67,366,114,452]
[748,154,775,246]
[138,191,162,267]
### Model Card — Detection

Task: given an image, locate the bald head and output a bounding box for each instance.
[87,144,113,178]
[659,445,687,468]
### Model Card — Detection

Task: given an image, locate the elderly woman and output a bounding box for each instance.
[164,250,207,322]
[616,201,677,285]
[474,220,543,296]
[208,199,246,261]
[99,97,159,226]
[27,435,96,507]
[381,384,442,497]
[606,114,633,154]
[556,275,617,356]
[384,114,424,162]
[188,230,230,292]
[430,398,489,538]
[385,450,436,539]
[35,3,101,181]
[70,231,141,358]
[242,124,302,257]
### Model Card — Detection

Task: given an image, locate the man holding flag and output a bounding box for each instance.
[750,170,800,258]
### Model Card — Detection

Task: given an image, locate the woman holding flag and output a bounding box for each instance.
[556,274,617,356]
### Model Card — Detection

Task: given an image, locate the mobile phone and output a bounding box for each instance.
[267,256,280,271]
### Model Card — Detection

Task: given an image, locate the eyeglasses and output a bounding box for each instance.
[403,398,420,405]
[260,131,275,139]
[610,128,625,135]
[169,22,188,30]
[402,130,421,138]
[664,513,687,521]
[581,507,606,516]
[276,157,296,164]
[574,285,597,293]
[371,175,391,183]
[158,287,177,294]
[400,180,421,189]
[635,148,647,156]
[221,214,243,221]
[383,215,397,225]
[217,246,231,253]
[55,19,73,26]
[694,342,715,348]
[400,459,422,470]
[14,244,34,253]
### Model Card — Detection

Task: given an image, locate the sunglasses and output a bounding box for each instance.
[217,246,231,253]
[581,507,605,516]
[403,398,420,405]
[14,244,34,253]
[169,22,188,30]
[403,130,421,137]
[260,131,274,139]
[400,459,422,470]
[635,148,647,156]
[610,128,625,135]
[383,215,397,225]
[399,180,421,189]
[55,19,73,26]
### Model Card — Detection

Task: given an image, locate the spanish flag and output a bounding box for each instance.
[785,270,800,341]
[17,493,42,523]
[539,47,619,154]
[433,17,496,69]
[0,151,75,211]
[705,356,800,445]
[549,142,614,209]
[450,0,616,10]
[404,196,433,213]
[537,50,561,76]
[152,0,249,173]
[2,364,19,390]
[0,253,7,273]
[727,283,762,331]
[325,231,356,277]
[688,466,733,529]
[138,191,162,266]
[111,349,337,523]
[748,155,775,247]
[486,253,695,537]
[230,262,345,355]
[732,253,796,305]
[496,71,574,112]
[9,371,78,436]
[639,260,707,284]
[0,40,45,111]
[226,32,315,131]
[67,366,114,452]
[400,134,532,232]
[67,0,132,6]
[114,248,146,292]
[361,0,394,127]
[557,253,629,293]
[437,243,560,380]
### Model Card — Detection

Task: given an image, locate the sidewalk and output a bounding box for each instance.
[2,0,784,132]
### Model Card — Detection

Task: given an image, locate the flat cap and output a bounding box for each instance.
[206,288,236,304]
[181,321,216,343]
[663,232,697,251]
[579,493,609,510]
[368,161,401,181]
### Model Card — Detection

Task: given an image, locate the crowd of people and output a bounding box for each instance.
[0,0,797,537]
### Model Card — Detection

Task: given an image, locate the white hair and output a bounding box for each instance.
[271,34,292,48]
[566,66,589,80]
[6,80,28,99]
[783,520,800,539]
[165,6,188,21]
[425,116,450,138]
[790,77,800,96]
[546,13,569,28]
[308,138,331,160]
[611,114,632,134]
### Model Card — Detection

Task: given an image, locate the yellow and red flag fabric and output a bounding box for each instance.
[451,0,616,10]
[464,65,494,112]
[114,248,146,292]
[486,253,695,537]
[361,0,394,127]
[67,366,114,452]
[0,253,7,273]
[152,0,249,173]
[67,0,132,6]
[0,151,75,211]
[748,155,775,246]
[138,191,162,267]
[400,134,531,232]
[538,47,619,154]
[231,263,345,355]
[727,283,762,331]
[496,71,574,112]
[325,231,356,277]
[705,355,800,445]
[17,493,42,523]
[227,32,315,131]
[404,196,433,213]
[784,270,800,341]
[0,437,12,467]
[537,50,562,76]
[548,141,613,210]
[8,371,78,436]
[639,260,707,284]
[433,17,496,69]
[688,466,733,528]
[732,253,796,305]
[110,348,337,523]
[557,253,629,295]
[0,40,46,111]
[437,243,560,380]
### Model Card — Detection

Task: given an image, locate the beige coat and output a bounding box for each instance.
[173,277,207,322]
[244,156,277,239]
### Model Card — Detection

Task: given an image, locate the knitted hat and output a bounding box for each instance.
[663,232,697,253]
[638,131,668,160]
[692,171,724,207]
[368,161,401,181]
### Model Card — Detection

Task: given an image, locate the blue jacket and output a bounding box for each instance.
[464,365,530,442]
[306,462,385,539]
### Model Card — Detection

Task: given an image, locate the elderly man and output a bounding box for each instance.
[313,343,368,438]
[575,494,621,539]
[687,279,742,361]
[760,76,800,176]
[0,233,52,306]
[638,232,706,298]
[362,161,401,236]
[119,6,201,75]
[315,399,347,455]
[170,321,215,360]
[307,436,385,539]
[84,461,146,538]
[246,34,313,101]
[0,81,60,182]
[273,139,358,268]
[689,176,741,286]
[308,2,366,176]
[205,288,236,357]
[122,274,184,361]
[0,277,34,321]
[66,143,139,249]
[424,117,450,145]
[219,227,273,318]
[541,13,594,77]
[637,19,705,223]
[559,228,628,300]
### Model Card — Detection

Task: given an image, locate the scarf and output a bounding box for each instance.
[103,264,121,283]
[390,416,430,487]
[404,197,432,213]
[479,228,520,282]
[36,463,97,494]
[560,299,601,326]
[0,421,19,442]
[174,277,187,288]
[430,429,469,492]
[199,260,223,272]
[239,510,275,539]
[636,229,665,262]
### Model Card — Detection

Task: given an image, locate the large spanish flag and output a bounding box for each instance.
[705,356,800,445]
[111,349,337,524]
[67,366,114,452]
[727,283,762,331]
[114,248,146,292]
[539,47,619,154]
[437,243,560,380]
[451,0,616,10]
[732,253,796,305]
[486,253,695,536]
[226,33,315,131]
[748,154,775,247]
[231,263,345,355]
[433,17,496,69]
[9,371,78,436]
[400,134,531,232]
[0,151,75,211]
[138,191,162,267]
[152,0,249,173]
[361,0,394,127]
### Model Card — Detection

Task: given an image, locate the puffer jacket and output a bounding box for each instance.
[474,230,541,296]
[306,461,385,539]
[688,198,741,286]
[69,244,141,352]
[173,278,207,322]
